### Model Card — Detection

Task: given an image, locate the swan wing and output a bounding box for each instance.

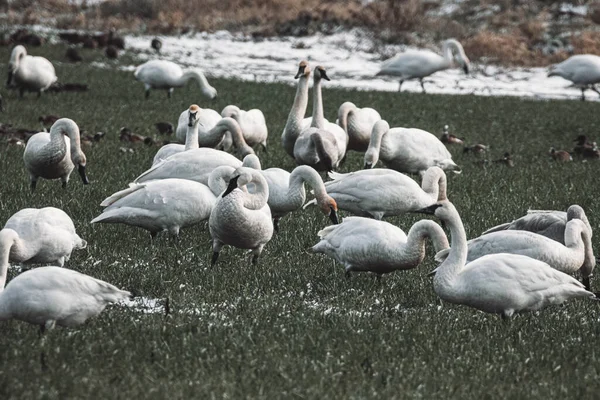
[378,50,447,79]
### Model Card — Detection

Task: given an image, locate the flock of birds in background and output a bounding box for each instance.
[2,30,600,333]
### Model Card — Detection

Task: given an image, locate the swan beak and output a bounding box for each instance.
[414,204,442,215]
[294,65,306,79]
[329,207,339,224]
[223,175,240,197]
[188,111,197,127]
[321,70,331,81]
[78,165,89,185]
[363,162,373,169]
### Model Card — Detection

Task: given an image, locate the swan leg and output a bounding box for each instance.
[581,88,586,101]
[167,88,173,98]
[420,78,427,94]
[398,80,403,92]
[61,179,68,189]
[260,142,268,153]
[592,85,600,98]
[145,89,150,99]
[30,177,37,192]
[251,245,265,265]
[583,276,591,292]
[273,217,280,233]
[37,90,42,98]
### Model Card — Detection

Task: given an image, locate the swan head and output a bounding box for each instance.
[188,104,200,127]
[414,201,455,222]
[318,196,338,224]
[363,148,378,169]
[294,61,310,79]
[202,85,218,100]
[314,66,330,81]
[444,39,470,74]
[223,175,240,198]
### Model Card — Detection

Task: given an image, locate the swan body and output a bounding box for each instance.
[1,207,86,268]
[481,205,592,244]
[364,120,459,175]
[7,45,57,96]
[152,104,203,165]
[221,105,268,150]
[548,55,600,100]
[23,118,89,190]
[376,39,470,92]
[337,102,381,152]
[417,201,594,318]
[312,217,448,275]
[134,59,217,99]
[209,167,273,265]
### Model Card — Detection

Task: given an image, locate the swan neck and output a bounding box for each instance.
[208,166,236,196]
[289,166,326,203]
[434,206,467,288]
[311,133,334,169]
[283,74,310,151]
[242,170,269,210]
[184,122,200,150]
[180,70,207,88]
[337,102,355,133]
[367,123,387,154]
[406,220,450,265]
[421,169,447,201]
[311,76,325,129]
[0,229,16,292]
[212,118,254,157]
[566,221,595,276]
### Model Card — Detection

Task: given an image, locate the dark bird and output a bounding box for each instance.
[105,45,119,59]
[440,125,464,145]
[573,134,594,155]
[83,36,98,49]
[151,38,162,53]
[108,29,125,49]
[493,152,514,167]
[39,115,60,128]
[463,143,488,154]
[65,47,83,63]
[59,32,86,45]
[154,121,173,135]
[549,147,572,162]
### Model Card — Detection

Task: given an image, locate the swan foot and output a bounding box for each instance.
[150,231,158,240]
[398,80,403,92]
[251,254,259,265]
[581,88,586,101]
[345,270,351,279]
[583,276,591,292]
[30,179,37,192]
[273,217,280,233]
[420,78,427,94]
[145,89,150,99]
[61,180,68,189]
[260,143,268,153]
[211,251,219,266]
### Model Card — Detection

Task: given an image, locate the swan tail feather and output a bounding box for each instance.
[100,183,146,207]
[481,222,511,235]
[434,248,450,263]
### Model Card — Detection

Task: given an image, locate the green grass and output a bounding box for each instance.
[2,43,600,399]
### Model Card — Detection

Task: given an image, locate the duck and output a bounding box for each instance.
[463,143,488,154]
[151,37,162,53]
[312,217,449,276]
[549,147,572,162]
[154,121,173,135]
[1,207,87,268]
[417,201,595,318]
[439,125,464,145]
[221,105,268,151]
[492,152,514,167]
[209,167,273,265]
[364,120,460,175]
[134,59,217,99]
[336,101,381,152]
[376,39,470,92]
[105,45,119,59]
[65,47,82,63]
[573,134,593,154]
[23,118,89,191]
[548,55,600,101]
[7,45,57,97]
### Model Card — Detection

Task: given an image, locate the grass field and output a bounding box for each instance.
[2,43,600,399]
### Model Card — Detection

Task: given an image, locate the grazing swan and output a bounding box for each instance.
[364,120,459,175]
[376,39,470,93]
[1,207,86,268]
[417,201,594,318]
[152,104,202,165]
[337,102,381,152]
[7,45,57,97]
[309,166,447,220]
[282,61,312,157]
[548,55,600,101]
[23,118,89,191]
[482,205,592,243]
[221,105,268,151]
[135,149,260,186]
[0,265,130,330]
[293,66,347,171]
[134,60,217,99]
[209,167,273,265]
[312,217,449,276]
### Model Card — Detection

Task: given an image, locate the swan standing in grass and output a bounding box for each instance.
[482,205,592,243]
[548,55,600,101]
[209,167,273,265]
[308,166,447,220]
[221,105,268,151]
[23,118,89,191]
[7,45,57,97]
[417,201,594,318]
[134,59,217,99]
[1,207,87,268]
[376,39,470,93]
[337,102,381,152]
[364,120,460,175]
[312,217,448,277]
[152,104,203,165]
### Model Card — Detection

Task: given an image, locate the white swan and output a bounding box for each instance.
[23,118,89,190]
[310,166,447,220]
[548,55,600,101]
[312,217,449,276]
[376,39,470,92]
[152,104,202,165]
[174,107,233,152]
[1,207,86,268]
[209,167,273,265]
[134,59,217,99]
[337,102,381,152]
[282,61,311,157]
[7,45,57,97]
[221,105,268,151]
[135,149,260,186]
[364,120,460,175]
[417,201,594,318]
[481,205,592,244]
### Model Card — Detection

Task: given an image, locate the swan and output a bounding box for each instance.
[293,66,347,171]
[308,166,447,220]
[312,217,449,276]
[221,105,268,151]
[133,59,217,99]
[174,107,233,152]
[376,39,470,92]
[7,45,57,97]
[481,205,592,244]
[548,55,600,101]
[23,118,89,191]
[364,120,460,175]
[209,167,273,265]
[337,102,381,152]
[1,207,87,268]
[417,201,595,318]
[135,149,260,186]
[152,104,202,165]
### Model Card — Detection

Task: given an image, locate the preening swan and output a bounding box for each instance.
[337,102,381,152]
[364,120,459,175]
[152,104,202,165]
[221,105,268,151]
[134,59,217,99]
[310,166,447,220]
[312,217,448,276]
[417,201,594,318]
[7,45,57,97]
[209,167,273,265]
[1,207,86,268]
[548,55,600,101]
[481,205,592,244]
[376,39,470,93]
[174,106,232,153]
[23,118,89,191]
